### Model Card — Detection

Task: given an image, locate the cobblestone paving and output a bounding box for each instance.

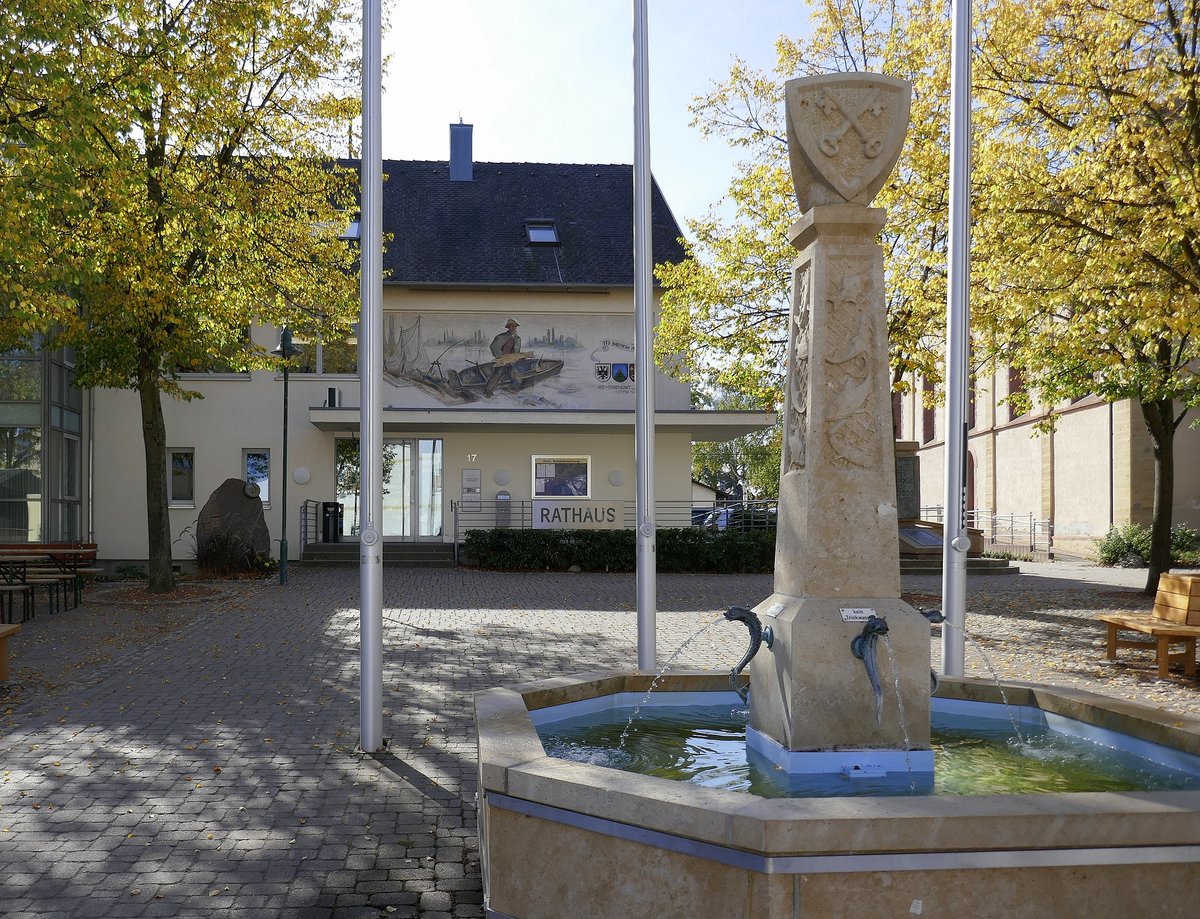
[0,564,1197,918]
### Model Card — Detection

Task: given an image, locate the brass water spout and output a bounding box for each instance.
[723,606,773,703]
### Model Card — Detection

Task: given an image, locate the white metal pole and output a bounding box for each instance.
[632,0,657,671]
[941,0,972,677]
[359,0,385,750]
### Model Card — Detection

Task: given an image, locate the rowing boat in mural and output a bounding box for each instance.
[382,316,565,404]
[445,353,565,399]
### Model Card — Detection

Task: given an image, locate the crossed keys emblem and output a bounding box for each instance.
[784,73,911,210]
[816,87,885,159]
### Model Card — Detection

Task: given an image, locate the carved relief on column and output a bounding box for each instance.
[821,274,879,469]
[782,264,811,475]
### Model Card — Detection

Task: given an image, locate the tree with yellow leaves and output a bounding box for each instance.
[660,0,1199,592]
[1,0,361,591]
[655,0,952,413]
[971,0,1200,591]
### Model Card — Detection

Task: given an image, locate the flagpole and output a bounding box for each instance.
[632,0,657,671]
[359,0,385,751]
[941,0,972,677]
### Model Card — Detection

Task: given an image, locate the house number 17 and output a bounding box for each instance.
[467,454,478,462]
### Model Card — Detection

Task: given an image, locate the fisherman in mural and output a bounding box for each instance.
[489,319,522,358]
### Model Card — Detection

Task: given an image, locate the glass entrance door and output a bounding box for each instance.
[335,437,443,541]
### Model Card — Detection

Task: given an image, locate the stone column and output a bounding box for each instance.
[774,205,900,599]
[747,74,932,770]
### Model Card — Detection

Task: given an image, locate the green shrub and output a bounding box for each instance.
[463,527,775,573]
[981,550,1033,562]
[1171,523,1200,557]
[1094,522,1200,566]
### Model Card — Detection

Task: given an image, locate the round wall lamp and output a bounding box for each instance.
[608,469,625,487]
[293,467,311,485]
[494,469,512,486]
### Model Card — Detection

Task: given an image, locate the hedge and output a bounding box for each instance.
[462,527,775,573]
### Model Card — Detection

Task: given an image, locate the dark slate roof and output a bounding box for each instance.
[356,159,686,287]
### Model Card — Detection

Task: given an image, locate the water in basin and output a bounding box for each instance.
[535,695,1200,798]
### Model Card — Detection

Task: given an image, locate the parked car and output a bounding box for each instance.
[702,502,777,531]
[701,506,734,530]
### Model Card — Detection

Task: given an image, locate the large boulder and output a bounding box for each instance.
[195,478,271,573]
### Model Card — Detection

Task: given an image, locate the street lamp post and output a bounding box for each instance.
[273,327,301,585]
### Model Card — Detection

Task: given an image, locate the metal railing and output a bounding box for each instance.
[451,498,779,547]
[919,506,1052,558]
[300,499,321,550]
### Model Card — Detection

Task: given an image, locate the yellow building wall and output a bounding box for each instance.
[1176,420,1200,530]
[1050,405,1115,554]
[906,380,1200,559]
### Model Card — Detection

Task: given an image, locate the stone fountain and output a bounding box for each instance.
[474,73,1200,919]
[746,72,932,779]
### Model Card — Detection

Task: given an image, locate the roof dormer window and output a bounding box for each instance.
[525,219,560,245]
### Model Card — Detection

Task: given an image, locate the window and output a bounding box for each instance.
[921,377,936,444]
[525,219,560,245]
[0,356,42,402]
[243,449,269,504]
[169,449,195,504]
[1007,367,1026,421]
[0,425,42,541]
[63,434,80,500]
[532,455,589,498]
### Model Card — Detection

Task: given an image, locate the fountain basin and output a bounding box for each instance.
[476,671,1200,919]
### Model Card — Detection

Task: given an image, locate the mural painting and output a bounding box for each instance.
[381,312,652,411]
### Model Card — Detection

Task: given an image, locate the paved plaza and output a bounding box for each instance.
[1,563,1198,917]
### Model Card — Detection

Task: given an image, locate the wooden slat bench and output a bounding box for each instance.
[0,623,20,681]
[1098,574,1200,678]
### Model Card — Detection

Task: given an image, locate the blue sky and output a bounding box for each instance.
[383,1,807,230]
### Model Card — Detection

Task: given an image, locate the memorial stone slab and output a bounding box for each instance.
[196,478,271,564]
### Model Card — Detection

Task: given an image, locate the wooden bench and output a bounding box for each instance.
[0,623,20,681]
[1098,574,1200,677]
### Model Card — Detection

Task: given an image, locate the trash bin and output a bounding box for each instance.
[321,501,343,543]
[495,491,511,528]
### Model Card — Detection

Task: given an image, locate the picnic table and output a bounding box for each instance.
[0,544,101,617]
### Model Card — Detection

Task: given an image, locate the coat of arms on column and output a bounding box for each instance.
[785,73,911,212]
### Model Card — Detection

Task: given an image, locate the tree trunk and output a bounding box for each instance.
[1140,398,1175,596]
[138,363,176,593]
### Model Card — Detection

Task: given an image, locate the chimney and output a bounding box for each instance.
[449,121,473,181]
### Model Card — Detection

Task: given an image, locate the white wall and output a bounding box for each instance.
[87,282,736,563]
[92,371,696,562]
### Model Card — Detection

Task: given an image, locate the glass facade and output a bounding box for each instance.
[334,437,442,540]
[0,347,84,542]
